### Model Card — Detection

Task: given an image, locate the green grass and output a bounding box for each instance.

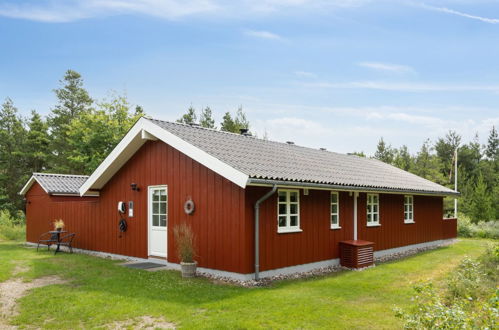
[0,239,490,329]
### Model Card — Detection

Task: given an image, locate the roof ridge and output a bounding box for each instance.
[33,172,89,178]
[146,117,350,156]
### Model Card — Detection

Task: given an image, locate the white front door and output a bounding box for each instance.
[148,185,168,257]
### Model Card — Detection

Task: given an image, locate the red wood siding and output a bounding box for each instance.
[25,140,455,276]
[26,140,249,274]
[246,187,354,272]
[442,218,457,239]
[246,188,451,272]
[357,193,446,251]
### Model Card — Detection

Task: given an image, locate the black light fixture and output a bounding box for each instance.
[130,183,139,191]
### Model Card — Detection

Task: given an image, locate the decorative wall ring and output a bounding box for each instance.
[184,199,195,215]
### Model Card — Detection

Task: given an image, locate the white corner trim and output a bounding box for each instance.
[19,176,47,196]
[80,118,249,195]
[141,129,157,141]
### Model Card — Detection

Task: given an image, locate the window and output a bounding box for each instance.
[366,194,380,226]
[404,195,414,223]
[331,192,340,229]
[277,190,301,233]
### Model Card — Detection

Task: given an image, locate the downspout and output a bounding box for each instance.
[353,192,358,240]
[254,185,277,281]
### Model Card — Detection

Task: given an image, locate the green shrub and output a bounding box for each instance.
[0,209,26,241]
[458,214,499,240]
[0,224,26,241]
[395,244,499,329]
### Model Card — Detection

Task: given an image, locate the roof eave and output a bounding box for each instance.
[79,117,249,196]
[247,178,460,197]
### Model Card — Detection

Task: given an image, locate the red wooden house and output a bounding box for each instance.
[21,117,458,280]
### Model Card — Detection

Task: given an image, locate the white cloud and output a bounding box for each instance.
[248,104,498,154]
[0,0,370,22]
[300,81,499,92]
[418,3,499,24]
[244,29,282,40]
[0,0,219,22]
[358,62,415,74]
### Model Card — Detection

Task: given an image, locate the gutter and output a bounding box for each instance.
[247,178,460,197]
[254,185,277,281]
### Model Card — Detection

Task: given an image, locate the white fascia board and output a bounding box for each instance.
[142,120,249,188]
[79,120,147,196]
[19,176,48,196]
[79,118,249,196]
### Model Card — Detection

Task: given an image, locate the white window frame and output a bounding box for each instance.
[330,192,341,229]
[404,195,414,224]
[277,189,302,233]
[366,193,380,227]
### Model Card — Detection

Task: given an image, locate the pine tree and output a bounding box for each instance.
[0,98,27,213]
[220,112,237,132]
[469,174,494,223]
[412,139,446,185]
[220,107,250,133]
[485,126,498,161]
[374,137,395,164]
[199,107,215,128]
[49,70,93,172]
[25,110,50,173]
[177,106,197,125]
[435,130,461,178]
[393,145,412,171]
[234,106,249,131]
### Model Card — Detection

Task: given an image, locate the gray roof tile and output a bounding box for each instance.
[33,173,88,195]
[147,118,456,195]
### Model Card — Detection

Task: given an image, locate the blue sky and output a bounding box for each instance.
[0,0,498,154]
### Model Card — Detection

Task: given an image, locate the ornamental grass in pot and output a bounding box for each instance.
[173,222,197,278]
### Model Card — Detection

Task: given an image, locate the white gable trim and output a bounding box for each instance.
[19,176,47,196]
[79,118,249,196]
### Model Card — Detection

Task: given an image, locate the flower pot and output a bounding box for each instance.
[180,261,197,278]
[56,228,62,232]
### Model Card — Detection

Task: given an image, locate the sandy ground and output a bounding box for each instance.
[0,263,175,329]
[0,265,66,329]
[107,316,176,329]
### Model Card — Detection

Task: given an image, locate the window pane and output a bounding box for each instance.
[331,204,338,214]
[160,202,166,214]
[367,213,372,222]
[153,191,160,201]
[290,216,298,227]
[289,192,298,202]
[290,203,298,215]
[278,216,287,227]
[153,202,159,214]
[160,191,167,201]
[278,192,286,202]
[331,214,338,225]
[373,205,378,213]
[367,204,372,212]
[152,215,159,226]
[160,215,167,227]
[278,204,287,215]
[331,193,338,203]
[373,214,378,223]
[373,195,378,203]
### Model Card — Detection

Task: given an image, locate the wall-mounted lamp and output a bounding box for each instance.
[130,183,140,191]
